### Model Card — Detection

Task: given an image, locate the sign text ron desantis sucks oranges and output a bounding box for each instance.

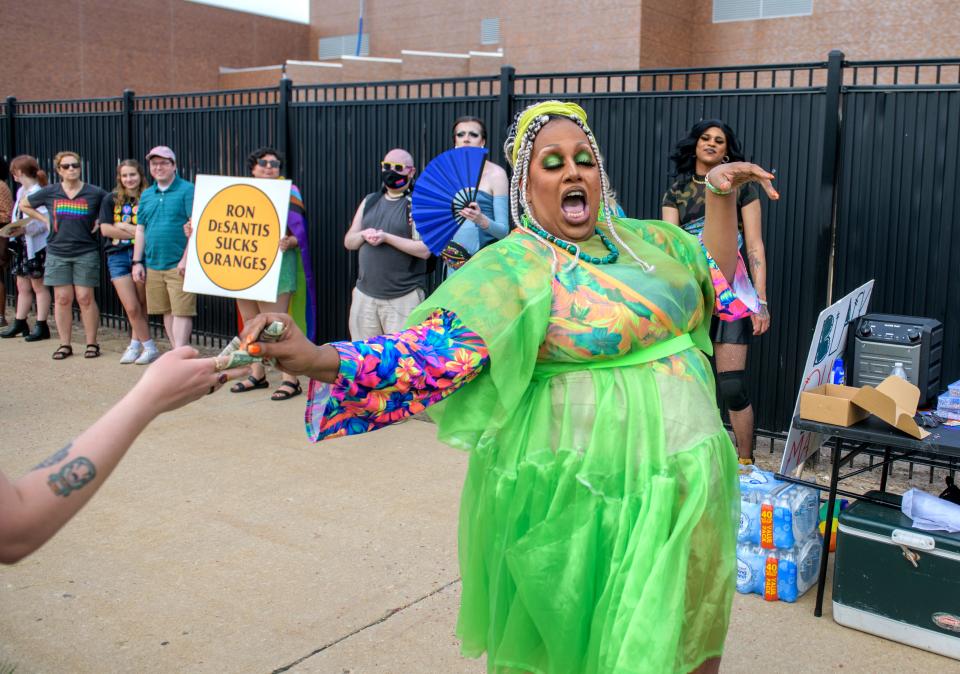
[197,184,279,290]
[184,176,291,302]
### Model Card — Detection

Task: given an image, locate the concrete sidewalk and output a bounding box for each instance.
[0,335,954,673]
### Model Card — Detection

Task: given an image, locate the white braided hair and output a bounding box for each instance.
[504,103,653,274]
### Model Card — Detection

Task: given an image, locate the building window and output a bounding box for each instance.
[318,33,370,60]
[480,18,501,45]
[713,0,812,23]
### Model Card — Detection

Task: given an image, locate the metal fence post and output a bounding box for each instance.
[121,89,135,160]
[278,77,292,169]
[820,49,845,305]
[4,96,16,161]
[497,66,516,164]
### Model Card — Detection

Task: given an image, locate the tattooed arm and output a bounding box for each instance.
[742,199,770,335]
[0,348,248,564]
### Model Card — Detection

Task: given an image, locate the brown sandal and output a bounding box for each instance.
[52,345,73,360]
[84,344,101,359]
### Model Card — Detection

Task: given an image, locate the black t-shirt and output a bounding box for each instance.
[98,192,139,255]
[27,182,107,257]
[661,175,758,246]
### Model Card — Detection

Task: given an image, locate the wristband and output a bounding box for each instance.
[704,174,734,196]
[132,260,143,266]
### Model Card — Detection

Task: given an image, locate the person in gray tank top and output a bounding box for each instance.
[344,148,430,340]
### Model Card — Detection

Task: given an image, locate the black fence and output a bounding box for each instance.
[3,51,958,436]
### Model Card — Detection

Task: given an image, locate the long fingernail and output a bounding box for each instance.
[248,344,262,356]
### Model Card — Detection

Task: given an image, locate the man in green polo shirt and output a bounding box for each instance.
[132,146,196,354]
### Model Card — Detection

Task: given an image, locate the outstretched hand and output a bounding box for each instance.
[706,162,779,201]
[131,347,249,415]
[240,314,341,382]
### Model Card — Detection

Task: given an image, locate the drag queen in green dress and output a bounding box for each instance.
[243,101,778,673]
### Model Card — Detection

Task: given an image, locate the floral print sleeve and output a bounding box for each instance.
[305,309,489,442]
[698,233,761,321]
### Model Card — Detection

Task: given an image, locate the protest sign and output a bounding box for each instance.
[183,175,291,302]
[780,280,874,476]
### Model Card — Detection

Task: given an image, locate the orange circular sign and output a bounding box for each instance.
[196,184,280,291]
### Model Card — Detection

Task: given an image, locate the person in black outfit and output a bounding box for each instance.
[662,120,771,464]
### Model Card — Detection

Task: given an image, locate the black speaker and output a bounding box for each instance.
[850,313,943,406]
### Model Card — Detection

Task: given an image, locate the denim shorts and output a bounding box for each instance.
[106,248,134,280]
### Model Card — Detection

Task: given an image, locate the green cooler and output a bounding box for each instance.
[833,491,960,660]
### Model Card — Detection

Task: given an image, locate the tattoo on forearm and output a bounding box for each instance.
[748,252,764,272]
[47,458,97,497]
[32,442,73,471]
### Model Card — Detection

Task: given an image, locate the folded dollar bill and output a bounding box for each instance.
[215,320,287,371]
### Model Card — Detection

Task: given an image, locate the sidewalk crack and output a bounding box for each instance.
[271,577,461,673]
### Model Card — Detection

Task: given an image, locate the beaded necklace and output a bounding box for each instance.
[692,174,706,185]
[521,215,619,265]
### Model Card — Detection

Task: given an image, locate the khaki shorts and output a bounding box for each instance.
[146,267,196,316]
[348,286,424,340]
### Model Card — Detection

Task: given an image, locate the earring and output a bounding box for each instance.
[723,155,730,163]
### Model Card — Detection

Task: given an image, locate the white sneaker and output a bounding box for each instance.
[120,343,142,364]
[135,347,160,365]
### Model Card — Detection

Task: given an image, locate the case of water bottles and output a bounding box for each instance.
[736,466,822,603]
[938,381,960,421]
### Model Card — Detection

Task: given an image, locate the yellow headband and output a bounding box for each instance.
[512,101,589,165]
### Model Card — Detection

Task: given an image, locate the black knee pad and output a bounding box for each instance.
[717,370,750,411]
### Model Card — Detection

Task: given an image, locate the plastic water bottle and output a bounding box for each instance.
[736,544,766,595]
[830,357,846,385]
[891,361,908,380]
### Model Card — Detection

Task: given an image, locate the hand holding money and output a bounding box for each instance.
[215,320,287,371]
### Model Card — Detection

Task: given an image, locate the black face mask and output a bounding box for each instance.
[381,168,410,190]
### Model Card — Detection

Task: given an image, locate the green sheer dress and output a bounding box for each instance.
[308,218,746,673]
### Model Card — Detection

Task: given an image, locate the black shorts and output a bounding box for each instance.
[710,315,751,345]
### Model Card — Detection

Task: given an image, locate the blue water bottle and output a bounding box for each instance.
[830,357,846,385]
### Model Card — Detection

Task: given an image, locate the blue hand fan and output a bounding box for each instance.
[411,146,488,255]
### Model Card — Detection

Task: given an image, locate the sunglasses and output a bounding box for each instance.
[381,161,411,172]
[456,130,482,139]
[257,159,281,168]
[59,162,81,170]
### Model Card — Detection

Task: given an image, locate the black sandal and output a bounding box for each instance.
[84,343,101,359]
[52,344,73,360]
[230,374,269,393]
[271,380,302,401]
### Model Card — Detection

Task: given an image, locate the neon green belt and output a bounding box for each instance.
[532,332,696,379]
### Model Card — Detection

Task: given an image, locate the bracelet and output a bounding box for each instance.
[132,260,143,265]
[758,299,768,306]
[704,174,734,196]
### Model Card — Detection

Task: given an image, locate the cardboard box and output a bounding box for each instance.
[851,375,930,439]
[800,384,870,427]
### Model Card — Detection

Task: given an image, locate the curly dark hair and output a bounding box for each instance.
[247,147,284,173]
[668,119,746,177]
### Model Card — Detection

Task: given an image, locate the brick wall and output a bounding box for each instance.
[691,0,960,65]
[1,0,309,100]
[306,0,959,82]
